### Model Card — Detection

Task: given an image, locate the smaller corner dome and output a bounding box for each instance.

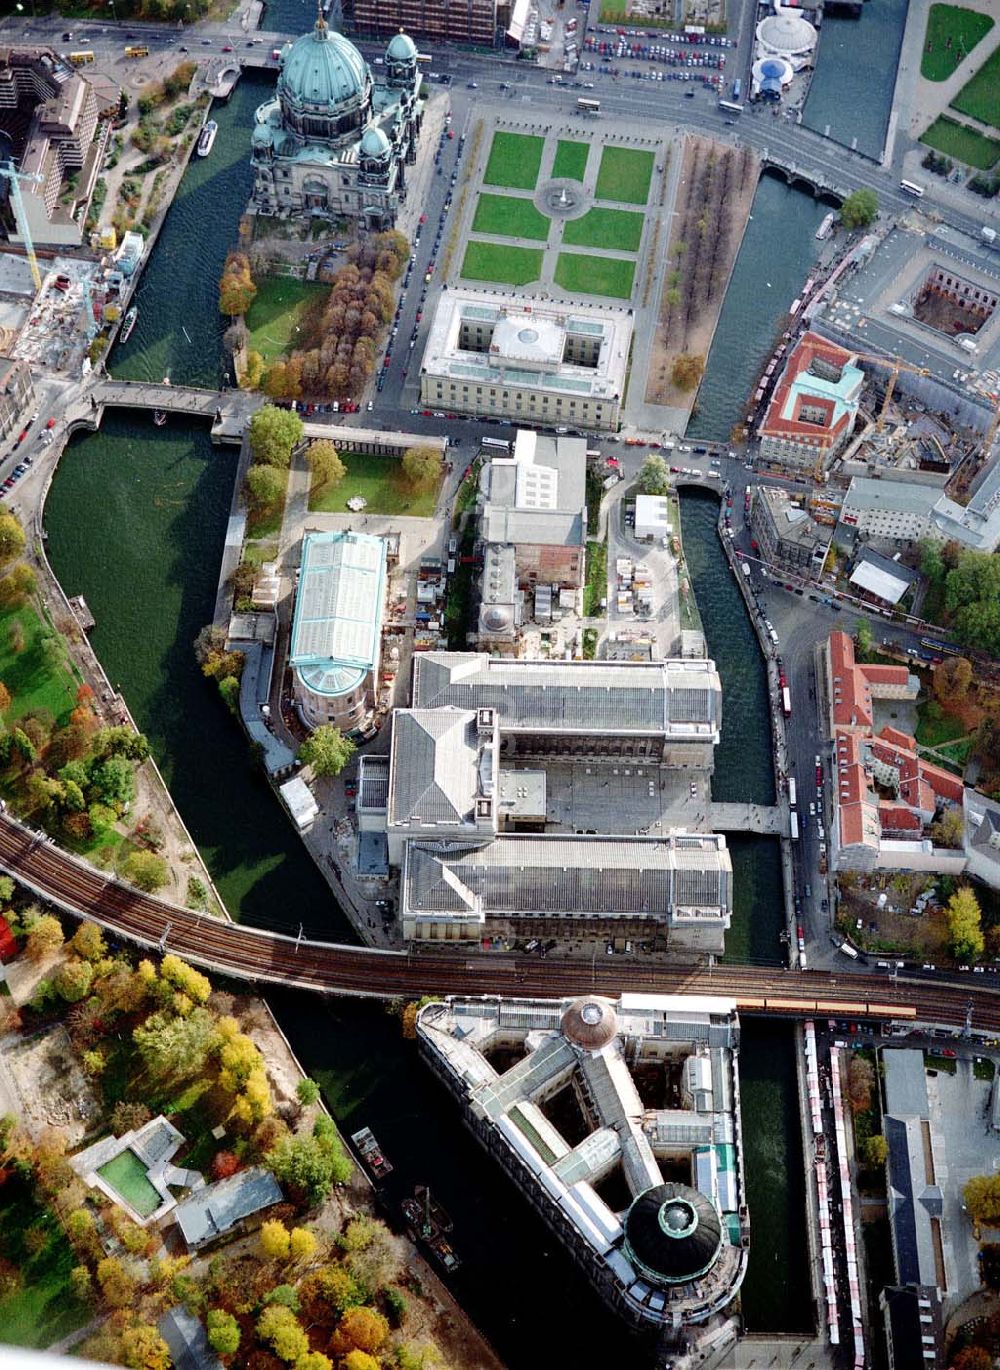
[386,29,418,62]
[360,124,391,158]
[561,996,618,1051]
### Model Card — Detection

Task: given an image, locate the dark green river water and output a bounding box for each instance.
[44,71,813,1361]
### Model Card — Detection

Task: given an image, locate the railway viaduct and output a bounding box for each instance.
[0,815,995,1031]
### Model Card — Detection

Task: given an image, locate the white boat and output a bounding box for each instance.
[196,119,218,158]
[119,306,137,343]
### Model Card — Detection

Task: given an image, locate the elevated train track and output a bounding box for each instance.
[0,815,991,1029]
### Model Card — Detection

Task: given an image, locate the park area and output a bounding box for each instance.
[551,139,591,181]
[472,193,551,241]
[461,240,543,287]
[245,277,327,366]
[0,1175,90,1349]
[595,145,654,204]
[555,252,635,299]
[950,43,1000,131]
[483,131,545,190]
[921,3,994,81]
[921,114,1000,168]
[562,206,645,252]
[0,603,79,727]
[309,450,440,517]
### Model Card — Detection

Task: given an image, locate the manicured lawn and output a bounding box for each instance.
[461,240,543,287]
[471,193,551,241]
[921,4,994,81]
[555,251,636,299]
[483,132,545,190]
[552,139,591,181]
[245,276,327,365]
[951,44,1000,130]
[0,603,80,726]
[97,1148,162,1218]
[562,207,645,252]
[309,451,439,517]
[921,114,1000,168]
[594,145,654,204]
[0,1178,90,1348]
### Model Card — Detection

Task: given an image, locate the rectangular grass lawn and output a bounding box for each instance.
[921,115,1000,168]
[483,132,545,190]
[552,139,591,181]
[950,44,1000,129]
[595,146,655,204]
[97,1149,163,1218]
[245,277,327,365]
[472,193,551,241]
[562,207,645,252]
[0,604,79,725]
[461,240,543,287]
[921,4,994,81]
[555,252,635,299]
[309,450,439,517]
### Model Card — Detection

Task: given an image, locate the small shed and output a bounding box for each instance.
[279,775,320,830]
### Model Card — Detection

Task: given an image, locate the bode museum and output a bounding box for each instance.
[249,11,422,230]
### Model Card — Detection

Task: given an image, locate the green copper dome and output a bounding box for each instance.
[279,16,370,111]
[386,30,418,62]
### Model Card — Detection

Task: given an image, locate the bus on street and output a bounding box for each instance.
[900,179,925,197]
[124,45,150,58]
[577,97,601,115]
[68,51,95,65]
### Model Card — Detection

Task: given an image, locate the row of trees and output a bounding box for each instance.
[224,231,409,403]
[921,539,1000,657]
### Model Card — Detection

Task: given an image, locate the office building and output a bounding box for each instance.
[757,332,863,472]
[750,485,830,571]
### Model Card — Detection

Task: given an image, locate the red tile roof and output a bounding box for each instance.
[759,332,858,450]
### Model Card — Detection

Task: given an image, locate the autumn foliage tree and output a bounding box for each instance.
[307,440,346,492]
[400,446,443,493]
[671,353,705,391]
[847,1054,875,1115]
[947,885,984,962]
[219,251,257,318]
[260,231,407,402]
[933,656,973,705]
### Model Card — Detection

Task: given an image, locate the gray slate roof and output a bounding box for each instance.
[173,1167,282,1248]
[412,654,721,738]
[402,834,732,920]
[388,708,482,826]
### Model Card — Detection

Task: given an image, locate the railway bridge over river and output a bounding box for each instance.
[0,814,990,1032]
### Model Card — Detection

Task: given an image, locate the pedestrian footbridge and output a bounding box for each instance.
[709,802,787,835]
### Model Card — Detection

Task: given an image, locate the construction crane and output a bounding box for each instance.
[0,160,44,292]
[854,352,931,432]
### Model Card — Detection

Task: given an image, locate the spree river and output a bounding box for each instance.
[45,72,813,1361]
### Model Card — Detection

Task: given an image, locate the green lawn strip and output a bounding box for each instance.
[460,240,543,287]
[921,4,994,81]
[594,145,655,204]
[555,251,635,299]
[552,139,591,181]
[925,1052,958,1074]
[0,603,79,726]
[483,132,545,190]
[245,276,327,365]
[920,114,1000,168]
[309,451,439,517]
[583,540,607,617]
[951,43,1000,130]
[0,1180,90,1348]
[471,192,551,241]
[562,206,645,252]
[933,735,973,765]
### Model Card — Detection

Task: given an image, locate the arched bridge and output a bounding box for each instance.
[92,379,229,418]
[0,814,993,1029]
